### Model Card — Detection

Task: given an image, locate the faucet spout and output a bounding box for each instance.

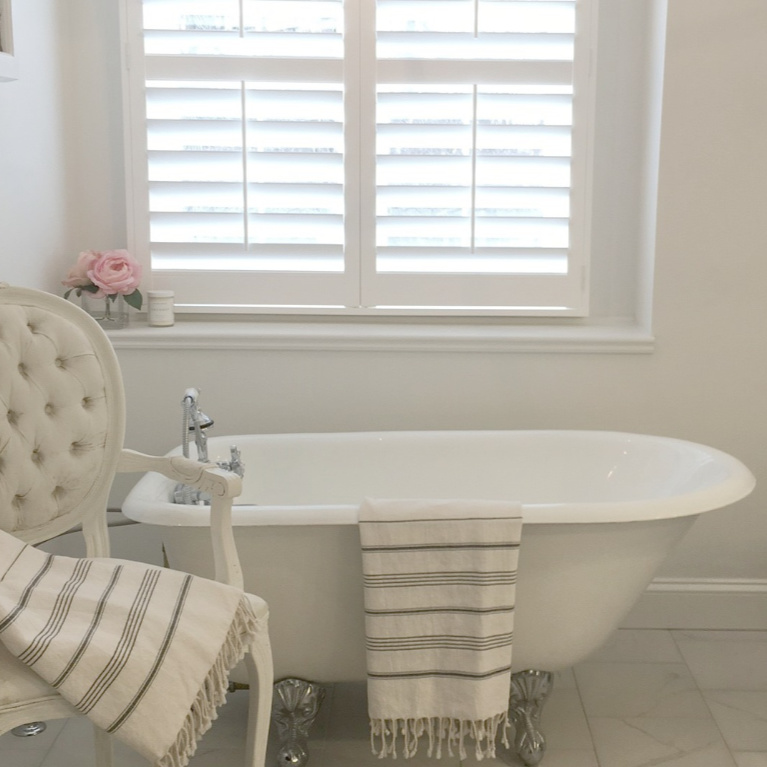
[176,388,216,504]
[182,389,212,463]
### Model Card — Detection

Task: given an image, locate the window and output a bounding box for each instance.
[122,0,660,321]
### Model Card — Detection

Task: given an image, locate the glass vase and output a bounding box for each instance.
[80,293,129,329]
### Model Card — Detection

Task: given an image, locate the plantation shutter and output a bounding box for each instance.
[124,0,595,314]
[130,0,358,308]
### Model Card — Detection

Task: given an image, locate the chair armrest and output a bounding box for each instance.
[118,449,243,499]
[118,449,245,589]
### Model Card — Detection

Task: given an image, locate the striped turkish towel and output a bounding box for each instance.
[0,529,261,767]
[359,498,523,760]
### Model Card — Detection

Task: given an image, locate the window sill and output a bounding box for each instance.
[106,317,654,354]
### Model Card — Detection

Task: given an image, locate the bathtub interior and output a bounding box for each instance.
[124,430,755,527]
[216,431,741,504]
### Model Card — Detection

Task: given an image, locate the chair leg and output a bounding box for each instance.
[243,630,275,767]
[94,723,113,767]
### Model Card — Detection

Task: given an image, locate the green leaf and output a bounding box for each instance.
[124,289,143,311]
[63,288,72,299]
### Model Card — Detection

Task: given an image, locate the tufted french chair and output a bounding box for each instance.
[0,284,273,766]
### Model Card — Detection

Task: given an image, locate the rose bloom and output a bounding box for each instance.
[61,250,104,294]
[88,250,143,296]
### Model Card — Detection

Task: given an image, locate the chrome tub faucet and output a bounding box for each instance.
[174,388,243,503]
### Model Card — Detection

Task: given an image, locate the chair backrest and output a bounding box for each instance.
[0,284,125,552]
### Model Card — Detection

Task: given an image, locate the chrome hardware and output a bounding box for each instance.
[508,669,554,766]
[173,389,244,504]
[218,444,245,478]
[272,678,326,767]
[11,722,47,737]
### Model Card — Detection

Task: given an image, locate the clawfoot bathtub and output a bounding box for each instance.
[123,430,755,765]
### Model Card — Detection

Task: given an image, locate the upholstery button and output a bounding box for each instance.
[45,403,54,415]
[55,358,64,368]
[7,410,18,425]
[31,448,42,463]
[17,362,27,376]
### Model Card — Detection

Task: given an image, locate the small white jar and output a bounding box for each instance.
[147,290,175,326]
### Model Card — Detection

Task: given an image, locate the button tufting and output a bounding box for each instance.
[17,362,27,376]
[7,410,18,425]
[45,403,54,415]
[31,448,42,463]
[55,358,65,368]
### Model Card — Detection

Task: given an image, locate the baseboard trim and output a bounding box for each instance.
[622,578,767,630]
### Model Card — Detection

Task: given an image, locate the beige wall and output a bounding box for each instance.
[3,1,767,616]
[0,0,71,288]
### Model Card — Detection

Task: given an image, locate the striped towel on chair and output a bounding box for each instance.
[0,529,261,767]
[359,498,523,760]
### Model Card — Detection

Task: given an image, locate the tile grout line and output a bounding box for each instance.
[570,662,604,767]
[38,718,75,767]
[669,630,740,767]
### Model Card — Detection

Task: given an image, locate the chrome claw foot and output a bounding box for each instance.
[272,678,326,767]
[508,670,554,766]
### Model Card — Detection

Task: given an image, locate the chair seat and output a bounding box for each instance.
[245,592,269,621]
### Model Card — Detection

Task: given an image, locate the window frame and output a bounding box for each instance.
[120,0,665,339]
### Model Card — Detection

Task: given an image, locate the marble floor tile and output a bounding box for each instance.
[460,746,600,767]
[38,716,149,767]
[702,690,767,751]
[574,661,712,719]
[589,717,736,767]
[550,667,577,690]
[540,687,593,751]
[7,630,767,767]
[0,719,66,755]
[672,631,767,690]
[588,629,685,664]
[733,754,767,766]
[0,751,55,767]
[520,750,599,767]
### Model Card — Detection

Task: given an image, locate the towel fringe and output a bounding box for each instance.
[370,711,510,761]
[156,595,262,767]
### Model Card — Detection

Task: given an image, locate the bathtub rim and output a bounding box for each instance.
[121,429,756,527]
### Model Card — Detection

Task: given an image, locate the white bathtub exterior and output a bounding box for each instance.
[122,431,755,681]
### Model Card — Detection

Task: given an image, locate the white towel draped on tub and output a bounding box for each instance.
[0,529,261,767]
[359,498,523,760]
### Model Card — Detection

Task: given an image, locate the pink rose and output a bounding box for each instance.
[62,250,104,294]
[88,250,143,296]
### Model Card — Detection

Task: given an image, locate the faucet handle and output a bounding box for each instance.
[217,444,245,478]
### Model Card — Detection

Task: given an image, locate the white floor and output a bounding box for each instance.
[2,629,767,767]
